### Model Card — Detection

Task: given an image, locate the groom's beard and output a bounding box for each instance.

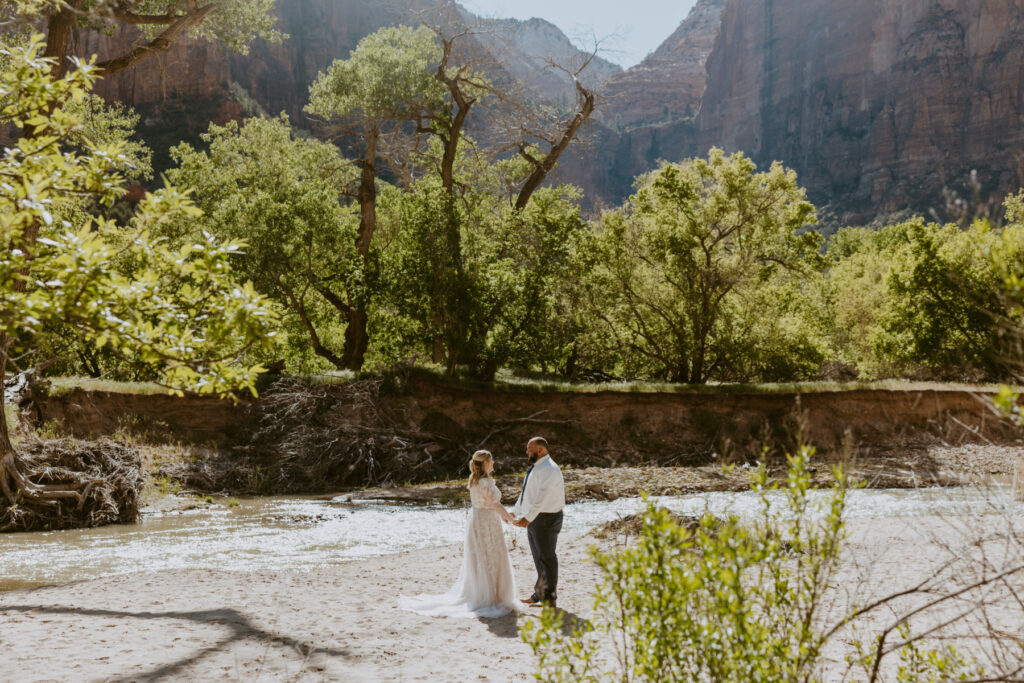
[528,453,540,464]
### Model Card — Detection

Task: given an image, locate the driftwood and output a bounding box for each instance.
[0,438,143,532]
[160,376,577,494]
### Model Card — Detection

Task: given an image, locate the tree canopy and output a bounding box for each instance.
[0,36,277,509]
[2,0,282,78]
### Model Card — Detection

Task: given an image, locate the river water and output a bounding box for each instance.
[1,487,1019,590]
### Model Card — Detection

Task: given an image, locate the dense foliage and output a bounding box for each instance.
[16,22,1022,388]
[520,449,989,682]
[585,151,824,383]
[0,37,277,399]
[166,115,359,371]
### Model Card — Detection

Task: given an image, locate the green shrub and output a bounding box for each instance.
[521,447,986,682]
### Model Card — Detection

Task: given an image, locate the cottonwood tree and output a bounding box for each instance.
[305,25,447,371]
[501,57,598,211]
[0,39,277,517]
[166,115,362,371]
[307,19,604,374]
[397,18,601,375]
[2,0,281,79]
[590,149,822,383]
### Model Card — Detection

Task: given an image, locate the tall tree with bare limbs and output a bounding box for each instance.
[2,0,281,79]
[306,25,448,371]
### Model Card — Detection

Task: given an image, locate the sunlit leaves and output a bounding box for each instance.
[521,446,850,682]
[166,115,360,372]
[0,35,278,398]
[306,25,447,126]
[587,148,823,383]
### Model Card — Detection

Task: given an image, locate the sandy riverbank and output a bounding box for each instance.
[2,507,1022,682]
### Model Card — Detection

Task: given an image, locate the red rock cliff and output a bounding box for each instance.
[600,0,725,129]
[698,0,1024,222]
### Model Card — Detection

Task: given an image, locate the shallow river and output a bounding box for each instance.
[1,487,1019,590]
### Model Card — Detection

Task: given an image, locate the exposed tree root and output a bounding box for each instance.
[160,376,579,495]
[0,439,143,532]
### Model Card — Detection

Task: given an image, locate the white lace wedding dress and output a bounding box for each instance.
[398,477,519,618]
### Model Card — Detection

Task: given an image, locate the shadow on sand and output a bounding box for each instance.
[0,603,354,681]
[488,605,589,640]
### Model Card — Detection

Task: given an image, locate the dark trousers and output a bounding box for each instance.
[527,511,563,602]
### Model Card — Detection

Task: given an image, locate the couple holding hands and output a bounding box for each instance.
[399,437,565,618]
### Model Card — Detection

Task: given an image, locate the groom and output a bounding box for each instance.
[512,436,565,607]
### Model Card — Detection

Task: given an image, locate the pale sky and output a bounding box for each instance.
[461,0,701,69]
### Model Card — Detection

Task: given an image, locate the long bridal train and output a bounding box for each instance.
[399,476,519,618]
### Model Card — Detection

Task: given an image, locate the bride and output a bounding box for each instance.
[398,450,519,618]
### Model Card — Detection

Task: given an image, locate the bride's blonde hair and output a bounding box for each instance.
[468,450,493,489]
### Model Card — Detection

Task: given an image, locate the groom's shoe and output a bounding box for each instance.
[520,595,540,605]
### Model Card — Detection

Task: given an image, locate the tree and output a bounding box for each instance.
[821,223,915,378]
[994,192,1024,423]
[0,38,277,516]
[3,0,282,79]
[874,219,1021,379]
[380,172,591,378]
[306,25,447,371]
[166,115,361,372]
[589,149,822,383]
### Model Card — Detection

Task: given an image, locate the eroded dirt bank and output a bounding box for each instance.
[28,374,1022,496]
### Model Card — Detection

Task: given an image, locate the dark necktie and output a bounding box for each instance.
[517,465,535,505]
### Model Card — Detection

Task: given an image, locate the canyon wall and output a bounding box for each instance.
[67,0,1024,220]
[600,0,725,130]
[78,0,619,172]
[698,0,1024,222]
[558,0,724,206]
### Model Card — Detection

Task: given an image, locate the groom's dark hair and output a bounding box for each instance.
[528,436,549,451]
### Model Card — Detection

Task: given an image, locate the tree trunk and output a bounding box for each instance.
[514,80,595,211]
[0,339,90,515]
[340,308,369,372]
[44,2,216,80]
[0,354,13,458]
[43,3,81,81]
[340,129,380,371]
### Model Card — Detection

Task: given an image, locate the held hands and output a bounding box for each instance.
[512,517,530,528]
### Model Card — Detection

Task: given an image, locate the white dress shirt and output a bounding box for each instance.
[513,455,566,523]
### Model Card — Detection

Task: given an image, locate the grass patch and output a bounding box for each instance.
[46,377,169,396]
[39,368,1016,399]
[379,366,1013,395]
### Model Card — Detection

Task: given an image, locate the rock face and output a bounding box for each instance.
[81,0,618,172]
[600,0,726,130]
[698,0,1024,222]
[72,0,1024,220]
[467,14,621,102]
[557,0,724,207]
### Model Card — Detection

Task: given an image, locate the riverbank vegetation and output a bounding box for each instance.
[523,448,1024,681]
[0,20,1016,391]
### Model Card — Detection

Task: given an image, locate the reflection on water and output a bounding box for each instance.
[1,487,1019,590]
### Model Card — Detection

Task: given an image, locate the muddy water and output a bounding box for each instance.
[1,488,1019,590]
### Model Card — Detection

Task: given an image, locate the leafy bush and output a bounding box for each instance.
[521,447,990,682]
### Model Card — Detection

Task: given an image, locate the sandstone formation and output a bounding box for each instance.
[698,0,1024,222]
[64,0,1024,220]
[559,0,724,207]
[465,14,621,103]
[599,0,725,130]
